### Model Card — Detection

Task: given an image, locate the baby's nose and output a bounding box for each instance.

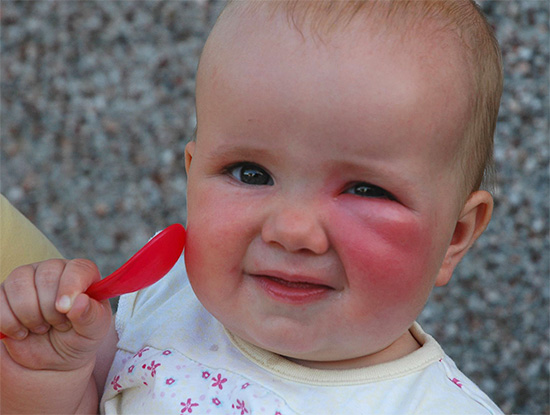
[261,203,329,255]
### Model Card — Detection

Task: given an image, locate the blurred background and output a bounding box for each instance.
[1,1,548,413]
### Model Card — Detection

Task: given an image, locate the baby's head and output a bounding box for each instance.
[184,0,503,368]
[198,0,503,198]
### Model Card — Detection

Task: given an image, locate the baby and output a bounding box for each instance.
[0,0,504,413]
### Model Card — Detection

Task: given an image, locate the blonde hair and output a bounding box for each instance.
[217,0,503,194]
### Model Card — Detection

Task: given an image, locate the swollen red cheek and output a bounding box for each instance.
[332,209,433,287]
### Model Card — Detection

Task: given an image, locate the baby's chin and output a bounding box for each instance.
[223,321,332,361]
[224,326,357,369]
[226,321,421,371]
[287,331,421,370]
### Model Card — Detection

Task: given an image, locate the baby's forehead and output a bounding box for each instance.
[205,5,473,139]
[217,0,476,87]
[217,1,474,98]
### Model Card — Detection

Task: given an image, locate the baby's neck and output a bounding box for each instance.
[287,329,422,370]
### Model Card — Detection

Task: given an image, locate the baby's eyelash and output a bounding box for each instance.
[224,162,274,186]
[345,182,396,200]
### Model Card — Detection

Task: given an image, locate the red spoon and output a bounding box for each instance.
[0,223,185,339]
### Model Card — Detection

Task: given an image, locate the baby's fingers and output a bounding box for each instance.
[66,293,112,342]
[55,259,102,314]
[34,261,73,332]
[54,260,112,341]
[1,263,52,336]
[0,282,29,339]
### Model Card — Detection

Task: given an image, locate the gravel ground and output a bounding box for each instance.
[1,1,548,414]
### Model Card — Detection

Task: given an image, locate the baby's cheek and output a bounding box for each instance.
[332,206,437,303]
[185,190,243,292]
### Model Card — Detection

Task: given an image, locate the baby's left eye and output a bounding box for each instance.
[227,162,274,186]
[345,183,395,199]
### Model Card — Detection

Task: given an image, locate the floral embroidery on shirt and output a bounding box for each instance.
[211,373,228,390]
[133,347,150,358]
[143,360,161,377]
[451,378,463,388]
[180,398,199,413]
[111,375,122,392]
[106,348,290,414]
[232,399,248,414]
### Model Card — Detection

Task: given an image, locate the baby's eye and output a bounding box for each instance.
[228,162,273,186]
[345,182,394,199]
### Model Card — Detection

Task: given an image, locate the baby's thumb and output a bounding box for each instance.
[66,293,112,341]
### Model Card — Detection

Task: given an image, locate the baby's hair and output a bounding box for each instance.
[216,0,503,196]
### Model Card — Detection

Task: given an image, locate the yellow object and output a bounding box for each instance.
[0,194,63,282]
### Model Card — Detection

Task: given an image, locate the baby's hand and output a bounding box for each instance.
[0,259,112,371]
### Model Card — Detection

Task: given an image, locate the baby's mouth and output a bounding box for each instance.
[251,273,333,304]
[260,275,330,289]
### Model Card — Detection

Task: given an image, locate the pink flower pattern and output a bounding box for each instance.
[451,378,463,388]
[211,373,227,390]
[180,398,199,413]
[142,360,161,377]
[232,399,248,414]
[133,347,150,358]
[108,347,287,414]
[111,375,122,392]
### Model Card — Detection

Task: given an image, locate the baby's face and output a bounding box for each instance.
[185,8,471,367]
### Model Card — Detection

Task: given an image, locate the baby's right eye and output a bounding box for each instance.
[228,162,274,186]
[344,182,396,200]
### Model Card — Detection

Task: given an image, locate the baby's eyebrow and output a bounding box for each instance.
[206,143,275,162]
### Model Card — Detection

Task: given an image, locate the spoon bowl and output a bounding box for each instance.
[0,223,186,339]
[85,223,186,301]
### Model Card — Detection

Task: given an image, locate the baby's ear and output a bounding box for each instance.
[185,141,196,175]
[435,190,493,287]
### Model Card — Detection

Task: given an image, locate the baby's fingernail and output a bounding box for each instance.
[15,330,28,340]
[55,321,72,332]
[33,324,50,334]
[57,295,72,312]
